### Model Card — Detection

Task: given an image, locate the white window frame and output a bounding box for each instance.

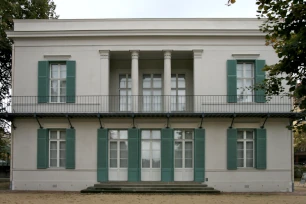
[50,63,67,103]
[108,130,128,169]
[49,130,66,168]
[237,130,255,168]
[171,74,186,111]
[174,130,194,169]
[141,130,161,169]
[142,74,162,112]
[237,62,254,103]
[119,74,132,111]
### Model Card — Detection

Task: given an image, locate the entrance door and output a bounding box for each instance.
[141,130,161,181]
[108,130,128,181]
[174,130,194,181]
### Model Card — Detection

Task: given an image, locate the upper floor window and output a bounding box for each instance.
[237,62,254,102]
[171,74,186,111]
[143,74,162,111]
[119,74,131,111]
[50,64,66,103]
[237,130,254,168]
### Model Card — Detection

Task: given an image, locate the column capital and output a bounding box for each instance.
[163,50,172,59]
[193,49,203,59]
[99,50,110,59]
[130,50,139,59]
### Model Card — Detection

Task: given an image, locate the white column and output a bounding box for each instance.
[193,49,203,113]
[131,50,139,112]
[99,50,110,112]
[164,50,172,112]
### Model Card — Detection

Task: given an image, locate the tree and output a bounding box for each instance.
[0,0,58,147]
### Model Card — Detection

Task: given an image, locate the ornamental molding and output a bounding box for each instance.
[232,53,260,59]
[163,50,172,59]
[99,50,110,59]
[130,50,139,59]
[43,54,71,60]
[193,49,203,59]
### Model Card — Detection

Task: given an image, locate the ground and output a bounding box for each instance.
[0,182,305,204]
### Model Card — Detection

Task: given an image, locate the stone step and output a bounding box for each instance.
[94,184,208,188]
[81,188,220,194]
[93,187,215,191]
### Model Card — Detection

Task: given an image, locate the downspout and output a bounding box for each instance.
[291,119,294,192]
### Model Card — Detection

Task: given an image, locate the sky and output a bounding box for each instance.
[53,0,259,19]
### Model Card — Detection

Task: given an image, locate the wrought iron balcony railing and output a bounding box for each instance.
[0,95,294,115]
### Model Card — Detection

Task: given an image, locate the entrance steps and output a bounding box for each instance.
[81,182,220,194]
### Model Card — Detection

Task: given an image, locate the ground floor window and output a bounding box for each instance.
[141,130,161,168]
[49,130,66,168]
[237,130,254,168]
[109,130,128,168]
[174,130,193,168]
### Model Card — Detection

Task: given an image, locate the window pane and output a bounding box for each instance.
[110,150,117,159]
[185,159,192,168]
[60,65,66,78]
[51,80,59,96]
[178,74,186,88]
[152,130,161,139]
[185,150,192,159]
[237,142,244,150]
[153,74,162,88]
[120,150,128,159]
[120,159,128,168]
[246,150,253,159]
[142,130,150,139]
[142,150,150,161]
[246,159,253,167]
[119,75,127,88]
[50,131,57,139]
[171,75,176,88]
[237,131,244,139]
[237,64,243,77]
[109,131,118,139]
[175,159,182,168]
[142,141,150,150]
[59,159,65,167]
[127,75,131,88]
[246,142,253,150]
[237,159,244,167]
[185,131,193,139]
[175,150,182,159]
[237,79,243,90]
[237,150,244,159]
[185,142,192,150]
[50,150,57,159]
[60,131,66,140]
[246,131,253,139]
[110,159,117,168]
[152,158,160,168]
[152,141,160,150]
[143,74,151,88]
[50,159,57,167]
[152,150,160,159]
[142,159,150,168]
[51,65,59,78]
[60,141,65,149]
[119,130,128,139]
[245,64,253,77]
[142,150,150,168]
[50,141,57,149]
[174,130,182,139]
[60,150,65,159]
[110,142,117,150]
[120,141,128,150]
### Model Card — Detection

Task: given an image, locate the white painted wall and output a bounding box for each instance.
[11,118,291,191]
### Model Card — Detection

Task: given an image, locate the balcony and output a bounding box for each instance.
[0,95,300,119]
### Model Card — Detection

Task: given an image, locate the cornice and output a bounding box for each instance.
[6,29,265,39]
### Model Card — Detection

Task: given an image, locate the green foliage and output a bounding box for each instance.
[294,165,306,178]
[0,0,58,145]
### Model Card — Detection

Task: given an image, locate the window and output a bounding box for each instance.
[109,130,128,168]
[237,130,254,168]
[49,130,66,168]
[119,74,131,111]
[237,62,254,102]
[171,74,186,111]
[143,74,162,111]
[141,130,161,169]
[50,63,66,103]
[174,130,193,168]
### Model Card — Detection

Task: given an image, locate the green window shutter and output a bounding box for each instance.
[161,128,174,182]
[255,60,266,103]
[128,128,140,182]
[38,61,49,103]
[255,128,267,169]
[66,128,75,169]
[66,61,76,103]
[227,60,237,103]
[37,129,49,169]
[194,128,205,182]
[227,128,237,170]
[97,129,108,182]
